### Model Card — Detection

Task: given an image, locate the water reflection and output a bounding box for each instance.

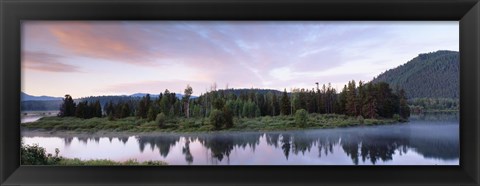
[21,114,459,165]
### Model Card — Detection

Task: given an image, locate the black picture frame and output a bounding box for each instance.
[1,0,479,185]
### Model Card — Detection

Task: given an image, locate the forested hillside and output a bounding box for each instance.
[371,50,459,99]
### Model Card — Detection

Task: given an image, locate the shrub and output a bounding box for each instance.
[135,120,144,126]
[108,114,115,121]
[393,114,401,121]
[294,109,308,127]
[209,109,225,130]
[21,143,61,165]
[155,113,166,128]
[356,115,364,124]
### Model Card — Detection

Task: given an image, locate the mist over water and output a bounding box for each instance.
[22,113,459,165]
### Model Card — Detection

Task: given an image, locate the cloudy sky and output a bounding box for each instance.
[22,21,458,98]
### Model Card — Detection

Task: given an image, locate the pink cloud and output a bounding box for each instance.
[22,51,81,72]
[47,22,163,66]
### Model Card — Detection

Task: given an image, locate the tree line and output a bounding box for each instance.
[58,80,410,129]
[58,95,102,119]
[409,98,459,113]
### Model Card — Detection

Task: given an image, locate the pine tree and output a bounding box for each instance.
[74,101,86,118]
[159,91,170,117]
[336,85,347,114]
[280,89,291,115]
[398,89,410,119]
[58,94,76,117]
[136,94,151,119]
[345,80,357,116]
[362,84,378,119]
[121,103,130,118]
[94,100,102,117]
[356,81,365,116]
[147,107,156,121]
[375,82,396,118]
[271,93,279,116]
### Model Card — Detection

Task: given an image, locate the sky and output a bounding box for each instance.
[21,21,459,98]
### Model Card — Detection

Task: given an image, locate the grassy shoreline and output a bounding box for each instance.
[21,114,402,133]
[21,143,167,166]
[421,109,459,113]
[55,158,168,166]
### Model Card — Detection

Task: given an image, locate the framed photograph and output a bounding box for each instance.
[1,0,479,185]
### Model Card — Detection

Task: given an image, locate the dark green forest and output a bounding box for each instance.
[57,80,410,130]
[371,50,459,99]
[409,98,459,113]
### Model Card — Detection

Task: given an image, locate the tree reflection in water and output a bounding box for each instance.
[22,114,459,165]
[132,121,458,164]
[182,138,193,164]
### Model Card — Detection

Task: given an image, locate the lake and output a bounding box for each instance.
[21,110,58,123]
[21,113,459,165]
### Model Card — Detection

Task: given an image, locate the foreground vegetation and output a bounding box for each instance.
[22,112,402,133]
[21,143,167,165]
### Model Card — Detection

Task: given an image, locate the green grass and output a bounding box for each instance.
[21,143,168,166]
[422,109,459,113]
[56,158,167,166]
[22,114,400,133]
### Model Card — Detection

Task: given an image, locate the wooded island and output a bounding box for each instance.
[22,80,410,132]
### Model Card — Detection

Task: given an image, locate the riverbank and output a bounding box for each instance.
[21,143,167,165]
[56,158,168,166]
[21,113,402,133]
[417,109,459,113]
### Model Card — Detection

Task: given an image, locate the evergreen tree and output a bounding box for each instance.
[74,101,86,118]
[398,89,411,119]
[335,85,347,114]
[136,94,151,119]
[147,107,156,121]
[58,94,76,117]
[345,80,357,116]
[223,105,234,128]
[271,93,279,116]
[356,81,365,116]
[159,90,171,117]
[362,83,378,119]
[374,82,396,118]
[120,103,130,118]
[280,89,290,115]
[94,100,102,118]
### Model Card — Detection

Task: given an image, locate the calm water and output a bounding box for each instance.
[21,113,459,165]
[21,111,58,123]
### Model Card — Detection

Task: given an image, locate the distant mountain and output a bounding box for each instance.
[21,92,63,101]
[215,88,283,96]
[129,93,191,99]
[21,92,198,111]
[371,50,459,99]
[21,100,63,111]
